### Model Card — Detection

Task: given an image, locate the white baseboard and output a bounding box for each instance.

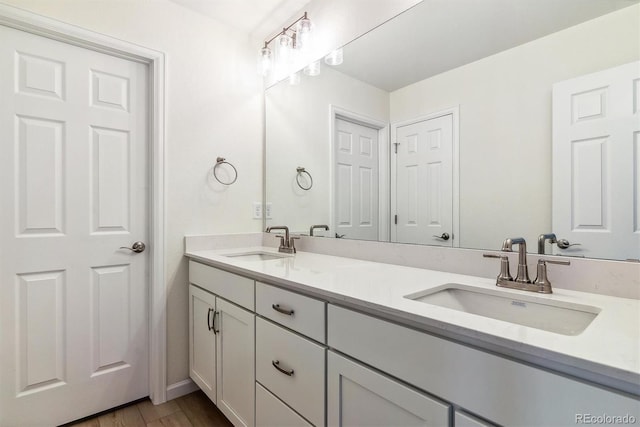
[166,379,199,401]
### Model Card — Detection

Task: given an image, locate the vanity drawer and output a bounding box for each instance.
[256,382,312,427]
[189,261,254,310]
[256,317,325,427]
[455,410,496,427]
[256,282,325,343]
[328,304,640,426]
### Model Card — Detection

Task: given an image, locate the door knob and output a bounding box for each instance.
[556,239,580,249]
[433,233,450,241]
[120,241,146,253]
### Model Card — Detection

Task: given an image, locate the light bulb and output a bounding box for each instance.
[303,60,320,77]
[259,46,272,76]
[324,48,343,66]
[295,17,312,49]
[277,33,293,65]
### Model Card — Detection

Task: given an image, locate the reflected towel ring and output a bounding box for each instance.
[213,157,238,185]
[296,166,313,190]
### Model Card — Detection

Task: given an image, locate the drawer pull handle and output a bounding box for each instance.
[272,360,294,376]
[272,304,294,316]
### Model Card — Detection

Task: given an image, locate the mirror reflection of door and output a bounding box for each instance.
[394,113,454,247]
[334,117,380,241]
[552,61,640,260]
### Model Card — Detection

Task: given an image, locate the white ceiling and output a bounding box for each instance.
[338,0,639,91]
[168,0,308,40]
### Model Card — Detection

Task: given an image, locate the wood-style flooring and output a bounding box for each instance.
[64,391,233,427]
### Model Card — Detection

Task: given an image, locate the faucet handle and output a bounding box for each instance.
[289,235,300,253]
[533,258,570,293]
[483,253,513,282]
[540,258,571,266]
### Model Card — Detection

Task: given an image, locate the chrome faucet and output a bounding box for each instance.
[537,233,557,254]
[266,226,298,254]
[309,224,329,236]
[484,237,570,293]
[501,237,530,283]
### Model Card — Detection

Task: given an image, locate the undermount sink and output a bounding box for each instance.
[222,251,290,262]
[405,283,600,336]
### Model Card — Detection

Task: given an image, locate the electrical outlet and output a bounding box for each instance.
[252,202,262,219]
[265,202,273,219]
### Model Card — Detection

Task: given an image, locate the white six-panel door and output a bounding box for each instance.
[394,114,454,246]
[334,118,380,241]
[0,25,149,425]
[552,61,640,260]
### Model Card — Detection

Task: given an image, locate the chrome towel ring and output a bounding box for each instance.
[213,157,238,185]
[296,167,313,190]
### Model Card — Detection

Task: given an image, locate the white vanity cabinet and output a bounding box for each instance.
[255,282,326,427]
[328,304,640,426]
[186,255,639,427]
[188,261,255,427]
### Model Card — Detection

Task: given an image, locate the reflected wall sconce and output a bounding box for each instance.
[324,48,343,66]
[303,60,321,76]
[259,12,312,76]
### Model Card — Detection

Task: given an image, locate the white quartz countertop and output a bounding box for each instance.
[185,246,640,394]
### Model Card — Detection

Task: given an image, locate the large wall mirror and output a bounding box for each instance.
[265,0,640,261]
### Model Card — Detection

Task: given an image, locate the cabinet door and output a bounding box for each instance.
[216,298,255,427]
[189,285,217,403]
[328,351,450,426]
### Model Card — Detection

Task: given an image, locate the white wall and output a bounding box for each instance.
[1,0,418,393]
[390,4,640,251]
[0,0,263,386]
[266,66,389,234]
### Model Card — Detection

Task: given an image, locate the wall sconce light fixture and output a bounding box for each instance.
[259,12,312,76]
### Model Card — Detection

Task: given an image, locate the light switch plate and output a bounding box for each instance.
[252,202,262,219]
[265,202,273,219]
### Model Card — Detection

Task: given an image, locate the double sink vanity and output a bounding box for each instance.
[185,233,640,426]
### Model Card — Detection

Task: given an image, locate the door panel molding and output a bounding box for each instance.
[0,3,167,404]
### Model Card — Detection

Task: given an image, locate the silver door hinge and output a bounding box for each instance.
[393,142,399,153]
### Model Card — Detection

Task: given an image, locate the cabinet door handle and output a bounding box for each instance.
[212,310,219,335]
[272,360,294,376]
[207,308,214,331]
[272,303,294,316]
